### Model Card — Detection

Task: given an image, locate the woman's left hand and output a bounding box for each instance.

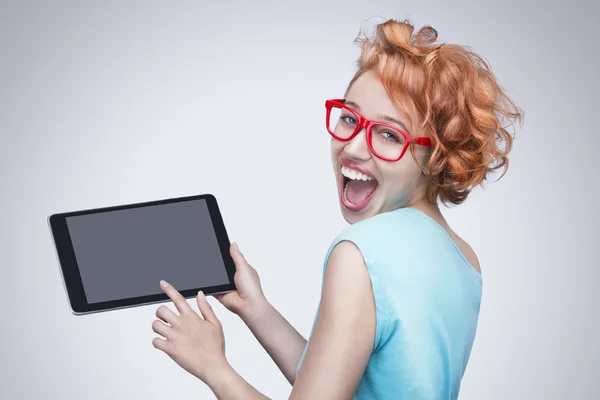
[152,280,229,384]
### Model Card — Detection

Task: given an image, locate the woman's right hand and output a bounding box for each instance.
[213,243,267,318]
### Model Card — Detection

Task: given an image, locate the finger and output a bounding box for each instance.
[160,280,192,315]
[152,319,172,339]
[197,291,221,328]
[156,305,179,325]
[229,242,249,268]
[152,337,170,353]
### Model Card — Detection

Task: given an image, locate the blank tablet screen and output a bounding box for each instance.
[65,198,230,304]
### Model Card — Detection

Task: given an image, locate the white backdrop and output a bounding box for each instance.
[1,1,598,399]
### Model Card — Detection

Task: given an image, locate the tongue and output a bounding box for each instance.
[346,179,378,204]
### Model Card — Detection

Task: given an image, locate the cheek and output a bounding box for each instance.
[330,138,343,158]
[380,161,420,192]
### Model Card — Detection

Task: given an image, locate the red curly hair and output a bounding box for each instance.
[346,18,524,206]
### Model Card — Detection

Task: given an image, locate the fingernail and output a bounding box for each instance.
[198,290,205,301]
[233,242,239,251]
[160,280,169,288]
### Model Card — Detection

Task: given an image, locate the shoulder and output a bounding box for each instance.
[326,208,475,277]
[293,239,376,397]
[451,234,482,273]
[330,208,433,255]
[326,240,369,282]
[323,231,389,353]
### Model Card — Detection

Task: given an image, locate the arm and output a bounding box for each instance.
[208,363,271,400]
[239,299,307,385]
[289,240,376,399]
[217,244,307,385]
[206,240,376,399]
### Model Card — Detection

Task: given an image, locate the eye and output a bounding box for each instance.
[380,130,401,142]
[341,114,357,125]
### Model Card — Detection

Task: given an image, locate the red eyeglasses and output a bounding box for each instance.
[325,99,432,162]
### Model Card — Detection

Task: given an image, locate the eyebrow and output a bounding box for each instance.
[344,100,411,134]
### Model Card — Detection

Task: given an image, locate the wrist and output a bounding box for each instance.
[239,297,273,326]
[207,362,270,400]
[206,362,237,397]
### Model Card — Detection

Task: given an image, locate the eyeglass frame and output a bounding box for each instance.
[325,98,432,162]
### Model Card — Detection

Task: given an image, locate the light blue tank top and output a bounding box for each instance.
[295,207,482,399]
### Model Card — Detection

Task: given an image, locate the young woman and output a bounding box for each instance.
[151,18,523,399]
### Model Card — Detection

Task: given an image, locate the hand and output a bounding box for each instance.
[152,280,229,384]
[214,243,268,318]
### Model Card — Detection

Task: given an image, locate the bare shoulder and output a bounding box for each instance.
[409,207,483,275]
[451,234,482,274]
[291,239,375,398]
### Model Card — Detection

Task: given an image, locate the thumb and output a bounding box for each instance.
[197,291,220,327]
[230,242,249,267]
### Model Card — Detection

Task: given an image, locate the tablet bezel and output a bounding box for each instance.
[48,193,237,315]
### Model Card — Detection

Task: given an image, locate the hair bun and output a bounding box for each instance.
[411,25,438,46]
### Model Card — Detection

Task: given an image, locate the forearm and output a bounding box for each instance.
[240,299,307,385]
[208,363,271,400]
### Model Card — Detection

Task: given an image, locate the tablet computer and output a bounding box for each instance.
[48,193,236,315]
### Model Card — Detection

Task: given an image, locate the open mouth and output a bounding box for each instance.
[340,169,379,212]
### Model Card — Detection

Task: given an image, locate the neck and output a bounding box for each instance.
[405,198,450,230]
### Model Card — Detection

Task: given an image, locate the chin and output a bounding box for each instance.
[340,209,367,224]
[338,197,382,224]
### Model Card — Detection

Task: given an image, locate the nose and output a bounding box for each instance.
[343,126,371,160]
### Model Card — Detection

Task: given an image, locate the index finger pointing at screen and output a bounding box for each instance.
[160,280,191,314]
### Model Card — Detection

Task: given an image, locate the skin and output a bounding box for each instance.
[333,70,431,224]
[333,71,481,272]
[152,70,481,399]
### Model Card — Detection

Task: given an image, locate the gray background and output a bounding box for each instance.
[66,199,228,304]
[1,0,597,399]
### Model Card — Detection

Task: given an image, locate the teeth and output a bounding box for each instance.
[341,165,374,181]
